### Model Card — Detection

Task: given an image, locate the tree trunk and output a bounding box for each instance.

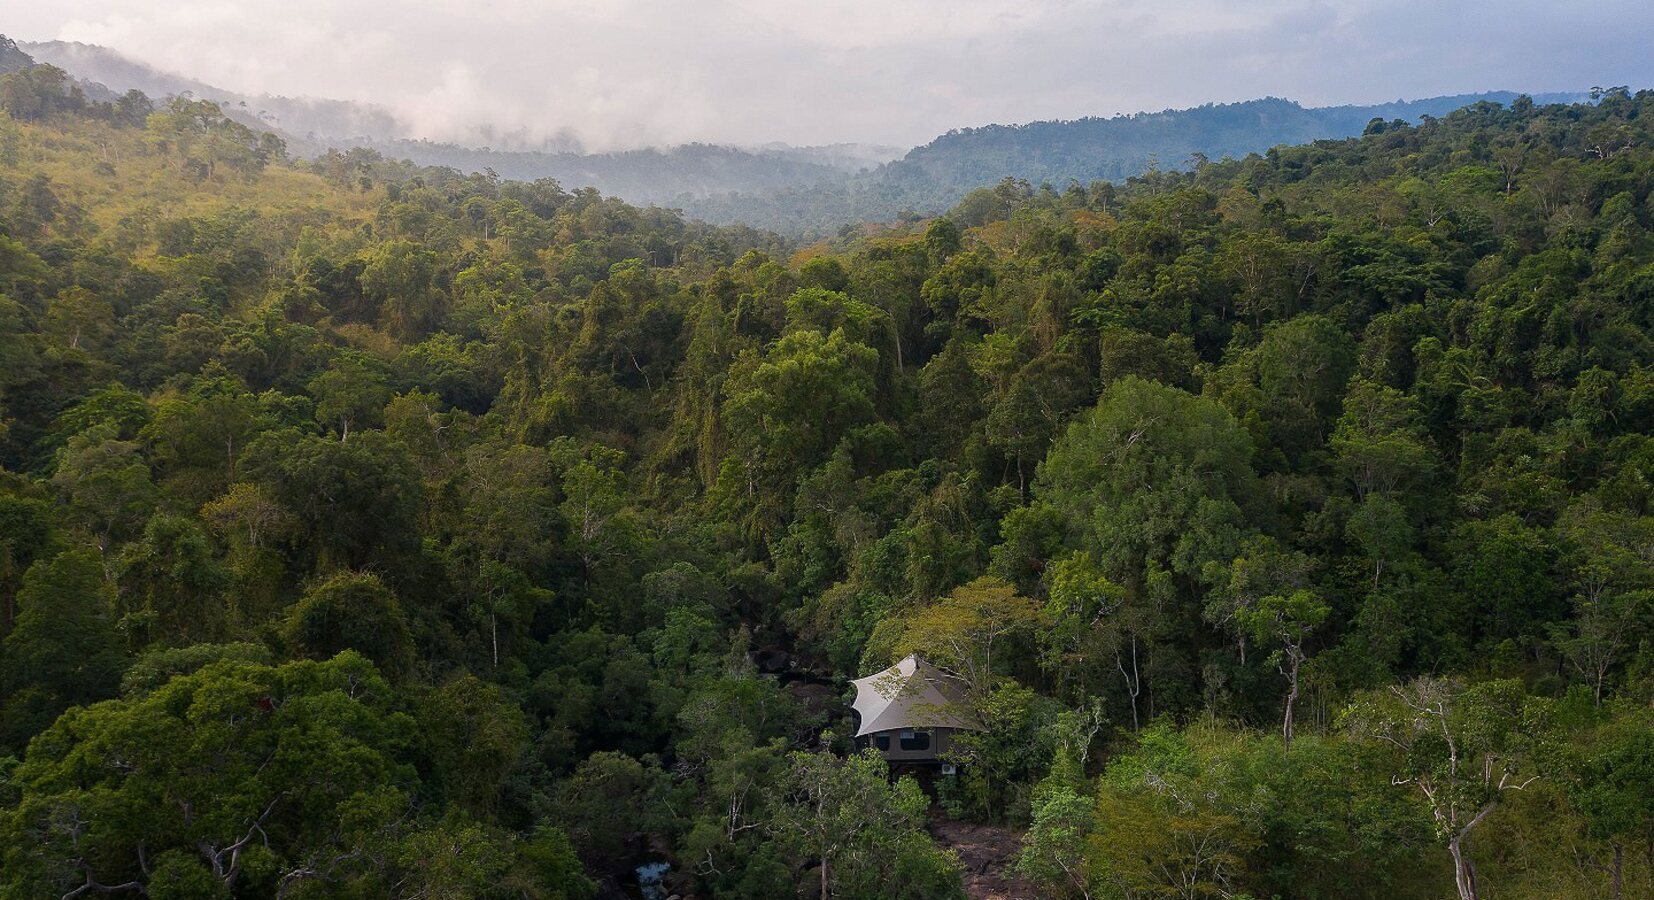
[1448,835,1478,900]
[1611,840,1623,900]
[1117,637,1141,732]
[1282,658,1300,752]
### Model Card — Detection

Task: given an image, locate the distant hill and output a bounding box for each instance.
[20,37,1585,235]
[0,36,34,75]
[350,139,876,206]
[678,92,1589,235]
[888,92,1585,186]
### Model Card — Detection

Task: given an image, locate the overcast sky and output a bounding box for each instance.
[12,1,1654,151]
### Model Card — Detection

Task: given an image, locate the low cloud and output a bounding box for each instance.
[13,0,1654,150]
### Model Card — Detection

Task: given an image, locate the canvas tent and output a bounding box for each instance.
[850,654,982,762]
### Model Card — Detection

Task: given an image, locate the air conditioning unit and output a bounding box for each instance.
[940,762,957,776]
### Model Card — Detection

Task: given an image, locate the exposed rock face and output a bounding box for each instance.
[927,815,1040,900]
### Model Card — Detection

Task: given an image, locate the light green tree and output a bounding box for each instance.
[893,575,1043,698]
[1235,589,1329,750]
[771,748,964,900]
[0,652,440,898]
[1342,678,1554,900]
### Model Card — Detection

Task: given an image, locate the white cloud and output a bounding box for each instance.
[10,0,1652,150]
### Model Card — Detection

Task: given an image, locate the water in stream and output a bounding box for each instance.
[635,860,671,900]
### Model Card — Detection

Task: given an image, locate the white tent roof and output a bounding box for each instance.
[850,654,983,737]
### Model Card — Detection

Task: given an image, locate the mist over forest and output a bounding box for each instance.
[15,39,1590,234]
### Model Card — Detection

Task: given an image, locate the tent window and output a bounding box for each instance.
[899,730,931,751]
[874,735,890,751]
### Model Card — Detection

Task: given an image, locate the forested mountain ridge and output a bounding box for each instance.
[348,139,874,205]
[22,36,1589,235]
[889,91,1581,191]
[0,44,1652,900]
[675,91,1583,231]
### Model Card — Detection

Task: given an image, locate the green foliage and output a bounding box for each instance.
[245,430,422,570]
[418,672,529,815]
[1342,678,1558,898]
[1016,750,1095,897]
[146,97,283,180]
[0,64,88,122]
[0,492,56,633]
[1565,708,1654,898]
[512,826,598,900]
[281,571,415,678]
[940,679,1059,823]
[720,328,880,538]
[893,575,1043,695]
[1040,377,1257,587]
[120,641,272,696]
[0,85,1653,898]
[116,513,231,645]
[1083,722,1441,900]
[1,652,418,897]
[547,750,669,871]
[770,749,964,900]
[0,549,124,749]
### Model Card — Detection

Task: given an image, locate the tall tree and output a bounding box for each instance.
[894,576,1042,699]
[0,549,124,749]
[1343,678,1553,900]
[771,748,963,900]
[1235,588,1329,750]
[281,571,415,679]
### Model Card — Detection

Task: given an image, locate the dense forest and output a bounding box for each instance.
[0,44,1652,900]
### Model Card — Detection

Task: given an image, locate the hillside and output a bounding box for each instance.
[22,38,1587,236]
[680,91,1589,233]
[895,92,1581,182]
[347,138,868,205]
[0,46,1652,900]
[22,38,407,146]
[22,38,900,203]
